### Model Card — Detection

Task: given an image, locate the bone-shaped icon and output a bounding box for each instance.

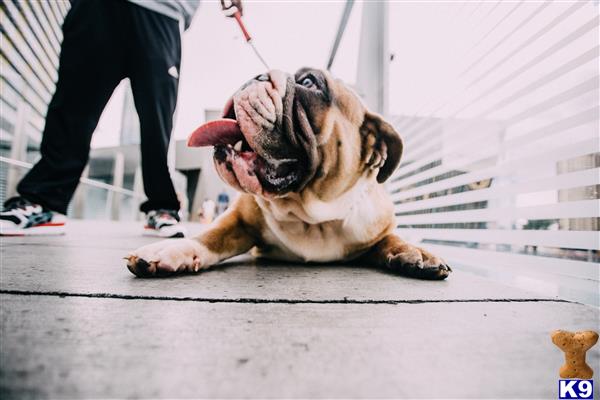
[551,330,598,379]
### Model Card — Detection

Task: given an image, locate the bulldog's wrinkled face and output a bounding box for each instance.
[188,68,402,198]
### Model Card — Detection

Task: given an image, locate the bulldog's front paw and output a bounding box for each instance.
[386,246,452,280]
[125,239,215,278]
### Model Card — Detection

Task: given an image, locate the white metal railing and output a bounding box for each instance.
[0,154,144,221]
[0,156,142,198]
[387,1,599,306]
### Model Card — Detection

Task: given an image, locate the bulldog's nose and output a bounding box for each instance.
[265,70,289,98]
[253,70,289,95]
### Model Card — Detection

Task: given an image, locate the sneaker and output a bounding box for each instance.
[0,196,66,236]
[143,209,186,238]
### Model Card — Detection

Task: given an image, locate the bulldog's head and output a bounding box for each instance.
[188,68,402,199]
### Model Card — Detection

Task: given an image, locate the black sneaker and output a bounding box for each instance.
[143,209,186,238]
[0,196,66,236]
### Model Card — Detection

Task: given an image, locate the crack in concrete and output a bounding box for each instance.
[0,289,574,305]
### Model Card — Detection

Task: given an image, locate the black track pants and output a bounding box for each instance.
[17,0,181,214]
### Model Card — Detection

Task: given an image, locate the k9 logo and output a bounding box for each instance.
[559,380,594,399]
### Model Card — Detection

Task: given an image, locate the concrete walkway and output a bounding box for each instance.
[1,221,598,399]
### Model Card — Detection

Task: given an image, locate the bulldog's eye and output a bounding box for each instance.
[256,73,269,82]
[300,76,316,89]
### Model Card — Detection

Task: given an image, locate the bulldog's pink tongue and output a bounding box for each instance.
[187,118,243,147]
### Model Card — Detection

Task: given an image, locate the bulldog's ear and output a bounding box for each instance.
[360,111,403,183]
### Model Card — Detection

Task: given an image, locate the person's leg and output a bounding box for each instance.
[126,4,181,214]
[16,0,126,214]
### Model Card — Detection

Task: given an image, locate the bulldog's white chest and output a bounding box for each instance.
[259,218,350,262]
[255,182,393,262]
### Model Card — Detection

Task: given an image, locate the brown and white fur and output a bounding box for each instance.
[126,69,451,280]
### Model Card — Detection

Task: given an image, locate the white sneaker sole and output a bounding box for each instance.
[143,225,186,238]
[0,223,66,236]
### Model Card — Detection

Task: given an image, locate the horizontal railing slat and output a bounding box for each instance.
[1,6,55,93]
[391,137,598,201]
[1,61,48,119]
[1,38,52,104]
[396,45,598,170]
[422,243,599,281]
[390,108,598,193]
[396,228,600,251]
[3,1,57,84]
[393,167,600,214]
[20,2,61,72]
[0,98,18,125]
[38,0,64,48]
[28,0,61,55]
[395,199,599,225]
[400,16,597,153]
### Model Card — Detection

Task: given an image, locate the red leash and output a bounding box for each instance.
[231,10,270,70]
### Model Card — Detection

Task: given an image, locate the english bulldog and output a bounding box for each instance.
[126,69,451,280]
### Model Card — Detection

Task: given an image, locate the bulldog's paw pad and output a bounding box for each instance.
[125,239,206,278]
[387,247,451,280]
[126,255,177,278]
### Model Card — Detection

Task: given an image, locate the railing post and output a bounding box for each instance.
[110,152,125,220]
[6,99,31,198]
[71,165,89,219]
[132,165,143,221]
[355,1,389,115]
